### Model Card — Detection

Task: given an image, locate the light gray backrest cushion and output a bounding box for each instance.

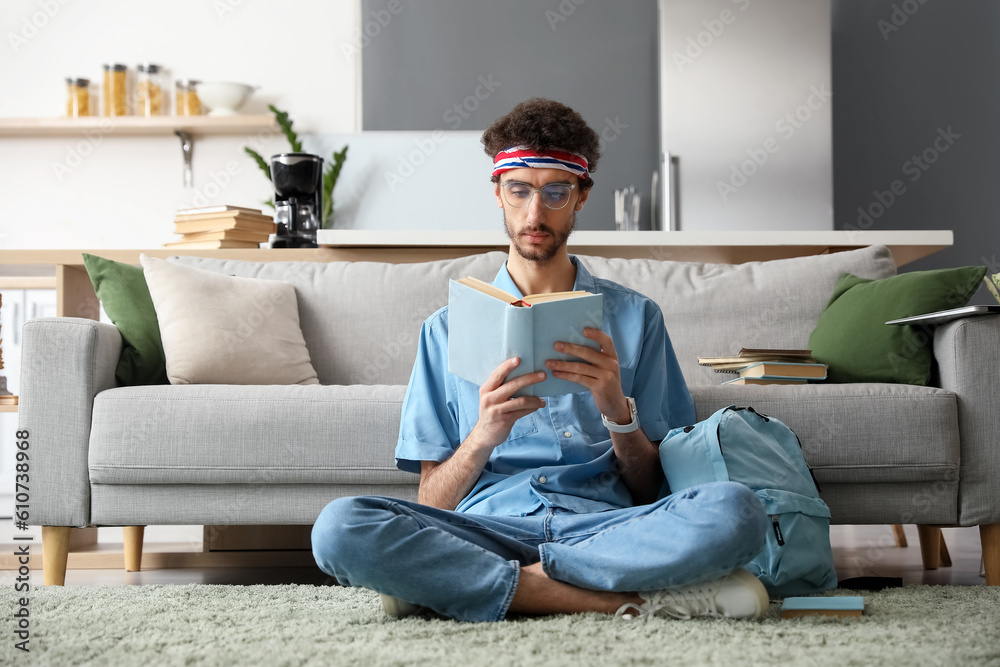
[577,245,897,385]
[170,252,508,385]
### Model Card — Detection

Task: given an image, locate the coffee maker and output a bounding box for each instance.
[271,152,324,248]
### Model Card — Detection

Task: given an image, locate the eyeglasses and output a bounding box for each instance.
[500,181,577,210]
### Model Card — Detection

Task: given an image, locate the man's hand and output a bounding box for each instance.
[546,327,664,505]
[419,358,545,510]
[466,357,547,452]
[545,328,630,423]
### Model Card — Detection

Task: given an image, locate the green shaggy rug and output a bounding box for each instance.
[2,584,998,666]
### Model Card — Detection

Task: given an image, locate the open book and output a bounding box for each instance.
[447,277,604,397]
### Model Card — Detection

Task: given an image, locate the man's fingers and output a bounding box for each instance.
[482,357,522,392]
[554,341,617,367]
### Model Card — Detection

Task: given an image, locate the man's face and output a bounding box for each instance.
[495,167,590,263]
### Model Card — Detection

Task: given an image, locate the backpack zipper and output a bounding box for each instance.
[772,515,785,546]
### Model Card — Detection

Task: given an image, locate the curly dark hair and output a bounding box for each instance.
[482,98,601,190]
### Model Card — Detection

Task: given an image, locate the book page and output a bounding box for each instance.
[456,277,519,304]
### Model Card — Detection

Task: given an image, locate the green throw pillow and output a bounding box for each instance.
[82,253,168,386]
[808,266,986,385]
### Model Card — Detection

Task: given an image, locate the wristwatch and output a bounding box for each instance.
[602,397,640,434]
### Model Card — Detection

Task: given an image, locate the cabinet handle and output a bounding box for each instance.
[662,152,680,231]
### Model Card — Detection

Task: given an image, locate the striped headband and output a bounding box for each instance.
[492,145,589,180]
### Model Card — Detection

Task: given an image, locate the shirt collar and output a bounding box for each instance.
[492,255,595,297]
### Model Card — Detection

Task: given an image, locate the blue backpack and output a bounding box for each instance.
[659,405,838,597]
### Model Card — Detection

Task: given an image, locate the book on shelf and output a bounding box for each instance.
[176,205,267,216]
[739,361,828,380]
[780,596,864,619]
[722,377,808,386]
[163,239,263,249]
[0,394,18,406]
[173,216,277,235]
[171,228,274,243]
[447,276,603,397]
[174,210,275,224]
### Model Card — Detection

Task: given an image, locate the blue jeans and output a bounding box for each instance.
[311,481,766,622]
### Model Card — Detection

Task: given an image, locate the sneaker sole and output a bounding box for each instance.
[380,593,423,618]
[728,569,770,619]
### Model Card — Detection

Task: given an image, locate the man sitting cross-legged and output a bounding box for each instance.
[312,98,769,622]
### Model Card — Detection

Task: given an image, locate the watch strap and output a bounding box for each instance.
[602,397,639,433]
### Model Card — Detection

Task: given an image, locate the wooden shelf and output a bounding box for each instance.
[317,229,954,267]
[0,402,18,412]
[0,114,278,137]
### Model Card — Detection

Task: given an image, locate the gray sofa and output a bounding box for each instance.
[19,245,999,586]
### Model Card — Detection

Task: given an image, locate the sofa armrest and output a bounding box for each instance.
[17,318,122,527]
[934,315,1000,525]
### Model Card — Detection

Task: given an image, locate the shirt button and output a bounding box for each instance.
[563,431,572,438]
[539,476,547,484]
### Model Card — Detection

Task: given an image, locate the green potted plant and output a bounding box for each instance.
[245,105,348,228]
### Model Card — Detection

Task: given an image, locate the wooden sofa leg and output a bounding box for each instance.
[41,526,73,586]
[123,526,145,572]
[981,523,1000,586]
[916,525,943,569]
[938,531,952,567]
[891,524,908,547]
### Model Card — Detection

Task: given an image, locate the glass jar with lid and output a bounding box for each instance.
[175,79,202,116]
[136,63,164,116]
[102,63,128,116]
[65,77,90,117]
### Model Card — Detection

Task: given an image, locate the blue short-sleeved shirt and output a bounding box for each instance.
[395,256,695,516]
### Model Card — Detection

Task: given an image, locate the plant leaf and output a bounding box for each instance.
[244,147,271,181]
[322,145,349,227]
[269,104,302,153]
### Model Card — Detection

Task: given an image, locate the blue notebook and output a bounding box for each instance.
[780,596,864,618]
[448,277,603,397]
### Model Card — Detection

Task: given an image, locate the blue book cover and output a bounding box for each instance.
[780,596,864,618]
[447,278,604,397]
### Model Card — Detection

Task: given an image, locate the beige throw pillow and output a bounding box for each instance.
[140,254,319,385]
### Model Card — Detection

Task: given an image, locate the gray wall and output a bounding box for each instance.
[832,0,1000,294]
[361,0,659,231]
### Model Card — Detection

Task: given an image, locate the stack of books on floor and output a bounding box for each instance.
[164,205,276,249]
[697,348,827,385]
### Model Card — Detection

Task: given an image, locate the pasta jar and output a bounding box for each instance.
[102,63,128,116]
[136,63,164,116]
[66,77,90,117]
[175,79,202,116]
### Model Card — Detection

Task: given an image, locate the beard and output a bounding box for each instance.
[503,210,576,263]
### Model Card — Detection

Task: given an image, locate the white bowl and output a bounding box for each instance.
[196,82,257,116]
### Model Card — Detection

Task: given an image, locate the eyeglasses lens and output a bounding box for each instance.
[502,183,573,210]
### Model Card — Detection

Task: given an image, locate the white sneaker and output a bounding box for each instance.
[380,593,424,618]
[615,568,769,620]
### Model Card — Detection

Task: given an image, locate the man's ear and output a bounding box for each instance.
[575,185,591,211]
[494,181,504,208]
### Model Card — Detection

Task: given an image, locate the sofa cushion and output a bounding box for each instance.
[169,251,509,385]
[82,253,168,386]
[578,245,897,385]
[88,384,412,485]
[688,382,959,485]
[808,266,987,384]
[140,255,319,385]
